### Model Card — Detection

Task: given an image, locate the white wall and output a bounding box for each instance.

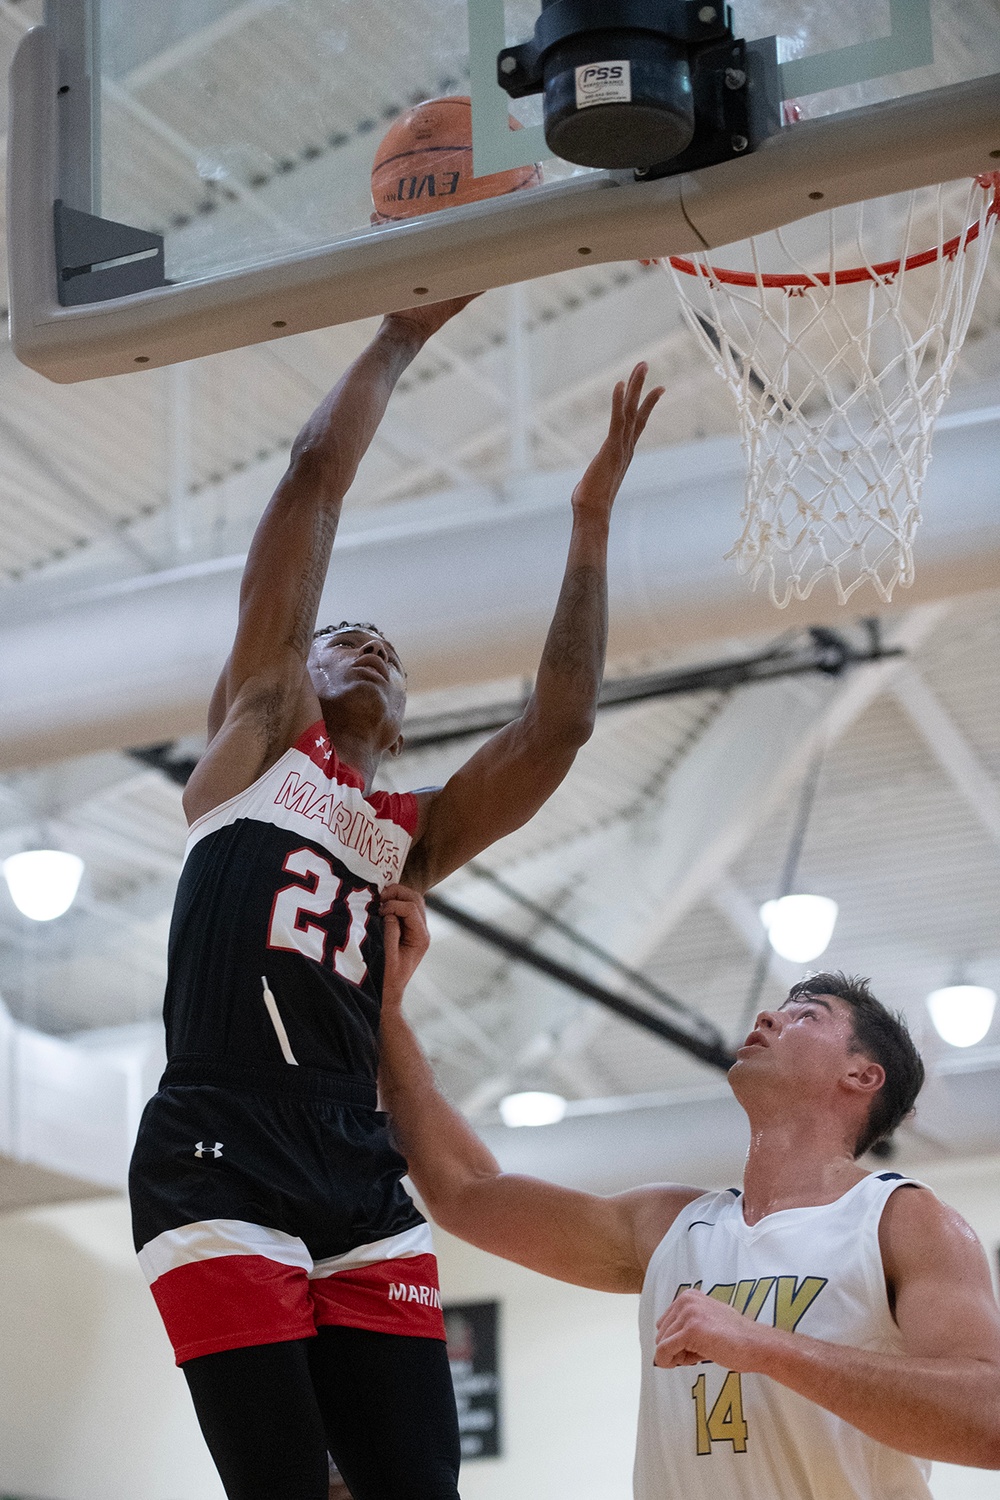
[0,1000,164,1192]
[0,1155,998,1500]
[435,1230,639,1500]
[0,1196,223,1500]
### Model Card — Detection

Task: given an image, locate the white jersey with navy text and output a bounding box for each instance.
[635,1172,933,1500]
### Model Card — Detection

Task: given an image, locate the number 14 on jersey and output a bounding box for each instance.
[692,1371,748,1455]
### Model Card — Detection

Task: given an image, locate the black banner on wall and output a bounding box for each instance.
[444,1301,501,1459]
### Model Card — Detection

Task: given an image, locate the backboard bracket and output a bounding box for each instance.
[54,201,167,306]
[637,35,781,182]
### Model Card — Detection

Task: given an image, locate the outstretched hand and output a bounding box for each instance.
[384,293,481,346]
[380,883,431,1009]
[573,363,665,523]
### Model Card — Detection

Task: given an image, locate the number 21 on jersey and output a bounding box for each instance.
[267,846,372,984]
[692,1371,748,1455]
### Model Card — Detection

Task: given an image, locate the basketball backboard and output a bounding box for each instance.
[7,0,999,381]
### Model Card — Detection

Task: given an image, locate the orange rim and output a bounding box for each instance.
[668,173,1000,292]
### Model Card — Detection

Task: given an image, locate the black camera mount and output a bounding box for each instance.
[497,0,780,177]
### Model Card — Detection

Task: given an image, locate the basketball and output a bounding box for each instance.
[371,96,541,223]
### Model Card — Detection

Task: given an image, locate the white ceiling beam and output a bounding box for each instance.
[0,407,155,569]
[431,872,623,1110]
[709,876,804,989]
[441,740,731,1107]
[404,968,506,1069]
[367,278,689,508]
[1,401,997,769]
[458,999,614,1118]
[890,664,1000,851]
[628,604,952,970]
[434,322,585,469]
[0,759,170,845]
[122,2,279,91]
[481,607,950,1067]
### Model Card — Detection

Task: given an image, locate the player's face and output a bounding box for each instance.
[730,993,862,1102]
[307,629,407,738]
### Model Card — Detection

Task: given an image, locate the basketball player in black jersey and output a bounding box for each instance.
[128,294,663,1500]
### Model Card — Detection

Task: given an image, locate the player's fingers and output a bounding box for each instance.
[381,899,430,943]
[379,888,427,916]
[381,882,424,904]
[609,378,626,431]
[629,386,665,445]
[638,386,665,425]
[380,899,420,921]
[626,359,649,385]
[656,1299,697,1337]
[379,905,424,930]
[622,361,649,418]
[379,882,425,906]
[654,1347,699,1369]
[653,1336,695,1369]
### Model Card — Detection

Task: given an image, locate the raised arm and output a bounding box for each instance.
[402,364,664,891]
[653,1183,1000,1467]
[378,886,695,1291]
[184,297,474,823]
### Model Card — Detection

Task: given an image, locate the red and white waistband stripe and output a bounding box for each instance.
[311,1223,432,1278]
[137,1217,434,1285]
[139,1219,446,1361]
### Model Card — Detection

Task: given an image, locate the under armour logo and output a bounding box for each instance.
[194,1141,223,1158]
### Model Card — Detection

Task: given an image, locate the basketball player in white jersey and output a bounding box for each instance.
[377,885,1000,1498]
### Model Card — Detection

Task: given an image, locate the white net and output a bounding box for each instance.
[665,177,999,607]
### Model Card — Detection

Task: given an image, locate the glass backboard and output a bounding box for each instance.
[94,0,1000,286]
[7,0,999,380]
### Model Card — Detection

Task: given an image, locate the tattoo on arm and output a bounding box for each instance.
[287,508,338,657]
[539,564,606,685]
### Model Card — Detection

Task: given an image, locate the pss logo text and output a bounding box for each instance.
[575,60,631,108]
[581,65,624,85]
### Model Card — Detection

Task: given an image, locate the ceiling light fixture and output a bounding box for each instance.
[926,985,996,1049]
[499,1090,567,1128]
[760,894,838,964]
[2,849,85,922]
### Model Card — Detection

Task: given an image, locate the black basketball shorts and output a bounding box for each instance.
[129,1062,445,1366]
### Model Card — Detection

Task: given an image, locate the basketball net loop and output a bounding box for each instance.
[664,175,1000,607]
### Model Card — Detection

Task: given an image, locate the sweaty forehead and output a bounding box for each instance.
[780,994,836,1014]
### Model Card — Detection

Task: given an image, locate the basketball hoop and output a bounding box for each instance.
[665,175,1000,607]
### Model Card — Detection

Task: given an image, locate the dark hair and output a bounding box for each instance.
[787,971,925,1157]
[313,620,386,641]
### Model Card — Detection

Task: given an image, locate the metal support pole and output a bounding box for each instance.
[167,362,193,559]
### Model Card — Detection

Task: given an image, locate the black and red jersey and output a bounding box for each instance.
[164,721,418,1081]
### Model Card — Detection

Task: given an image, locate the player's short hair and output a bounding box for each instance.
[786,972,925,1158]
[313,620,387,642]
